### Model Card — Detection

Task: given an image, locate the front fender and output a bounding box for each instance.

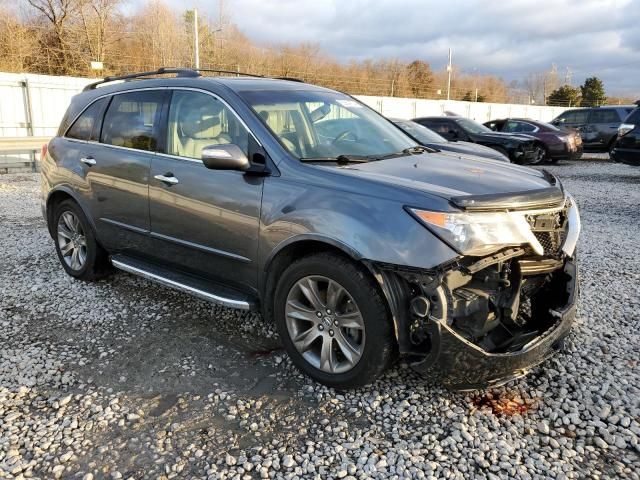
[259,179,459,272]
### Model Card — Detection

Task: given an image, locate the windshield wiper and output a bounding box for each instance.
[300,155,371,164]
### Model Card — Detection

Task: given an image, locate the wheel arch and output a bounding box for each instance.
[260,235,406,352]
[45,187,97,238]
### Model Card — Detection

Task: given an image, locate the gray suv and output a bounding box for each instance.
[551,106,635,153]
[41,68,581,390]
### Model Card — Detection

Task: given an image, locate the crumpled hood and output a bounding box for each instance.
[335,152,556,200]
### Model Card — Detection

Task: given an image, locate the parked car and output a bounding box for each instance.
[41,68,581,390]
[391,119,509,162]
[412,116,539,164]
[611,102,640,166]
[550,106,635,153]
[484,118,583,163]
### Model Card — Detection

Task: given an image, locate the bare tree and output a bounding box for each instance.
[78,0,122,65]
[26,0,79,73]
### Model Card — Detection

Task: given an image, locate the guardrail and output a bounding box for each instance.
[0,136,50,153]
[0,136,50,173]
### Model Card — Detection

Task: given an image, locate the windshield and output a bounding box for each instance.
[456,118,492,134]
[239,89,417,159]
[394,120,447,144]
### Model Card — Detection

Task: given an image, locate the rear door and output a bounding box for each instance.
[147,89,264,292]
[588,108,624,149]
[90,89,168,252]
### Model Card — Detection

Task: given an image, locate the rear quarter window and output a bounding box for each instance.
[65,97,109,141]
[590,109,621,124]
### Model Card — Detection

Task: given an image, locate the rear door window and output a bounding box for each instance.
[100,90,165,152]
[503,120,536,133]
[589,109,621,124]
[65,98,109,141]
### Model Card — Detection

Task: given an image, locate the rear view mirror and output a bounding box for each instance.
[202,144,250,171]
[310,103,331,122]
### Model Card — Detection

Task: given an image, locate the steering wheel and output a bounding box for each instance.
[332,130,357,145]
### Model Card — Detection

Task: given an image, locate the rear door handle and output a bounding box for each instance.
[154,174,179,185]
[80,157,96,166]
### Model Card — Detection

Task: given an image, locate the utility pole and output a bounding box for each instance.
[564,67,572,86]
[193,9,200,69]
[446,48,452,101]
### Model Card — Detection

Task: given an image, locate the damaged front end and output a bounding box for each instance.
[369,195,580,391]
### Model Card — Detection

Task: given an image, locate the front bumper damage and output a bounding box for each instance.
[411,258,577,390]
[369,199,580,391]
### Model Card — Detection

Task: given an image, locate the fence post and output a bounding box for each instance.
[21,79,37,172]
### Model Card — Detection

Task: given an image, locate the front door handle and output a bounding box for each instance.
[154,174,179,185]
[80,157,96,166]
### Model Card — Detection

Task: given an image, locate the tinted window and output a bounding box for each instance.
[456,118,492,134]
[167,90,250,159]
[66,98,108,141]
[419,120,452,136]
[503,120,536,133]
[394,120,447,143]
[625,108,640,124]
[101,90,165,151]
[557,110,589,124]
[590,109,621,124]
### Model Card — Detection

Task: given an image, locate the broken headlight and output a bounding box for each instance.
[407,207,543,256]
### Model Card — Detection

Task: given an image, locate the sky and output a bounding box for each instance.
[167,0,640,97]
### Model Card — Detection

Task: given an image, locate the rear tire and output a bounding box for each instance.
[52,199,110,281]
[273,252,395,389]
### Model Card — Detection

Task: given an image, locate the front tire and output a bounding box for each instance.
[52,199,110,280]
[273,253,395,389]
[530,144,547,165]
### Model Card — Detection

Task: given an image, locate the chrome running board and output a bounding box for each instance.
[111,256,251,310]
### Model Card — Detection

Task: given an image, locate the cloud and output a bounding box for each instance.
[177,0,640,96]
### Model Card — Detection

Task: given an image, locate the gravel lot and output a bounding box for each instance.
[1,159,639,480]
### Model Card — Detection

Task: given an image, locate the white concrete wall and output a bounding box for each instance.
[0,71,572,140]
[354,95,572,123]
[0,72,94,138]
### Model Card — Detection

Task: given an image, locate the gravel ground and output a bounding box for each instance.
[1,158,639,480]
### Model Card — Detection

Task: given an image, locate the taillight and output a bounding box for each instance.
[40,143,48,159]
[618,123,635,137]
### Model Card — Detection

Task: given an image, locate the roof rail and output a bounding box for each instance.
[194,68,264,78]
[83,67,199,91]
[82,67,299,92]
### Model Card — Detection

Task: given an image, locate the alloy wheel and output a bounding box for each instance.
[57,211,87,271]
[285,275,366,374]
[531,145,546,164]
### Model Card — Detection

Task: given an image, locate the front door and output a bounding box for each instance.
[148,89,263,292]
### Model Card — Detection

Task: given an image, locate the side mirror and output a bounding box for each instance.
[448,130,459,141]
[201,144,250,171]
